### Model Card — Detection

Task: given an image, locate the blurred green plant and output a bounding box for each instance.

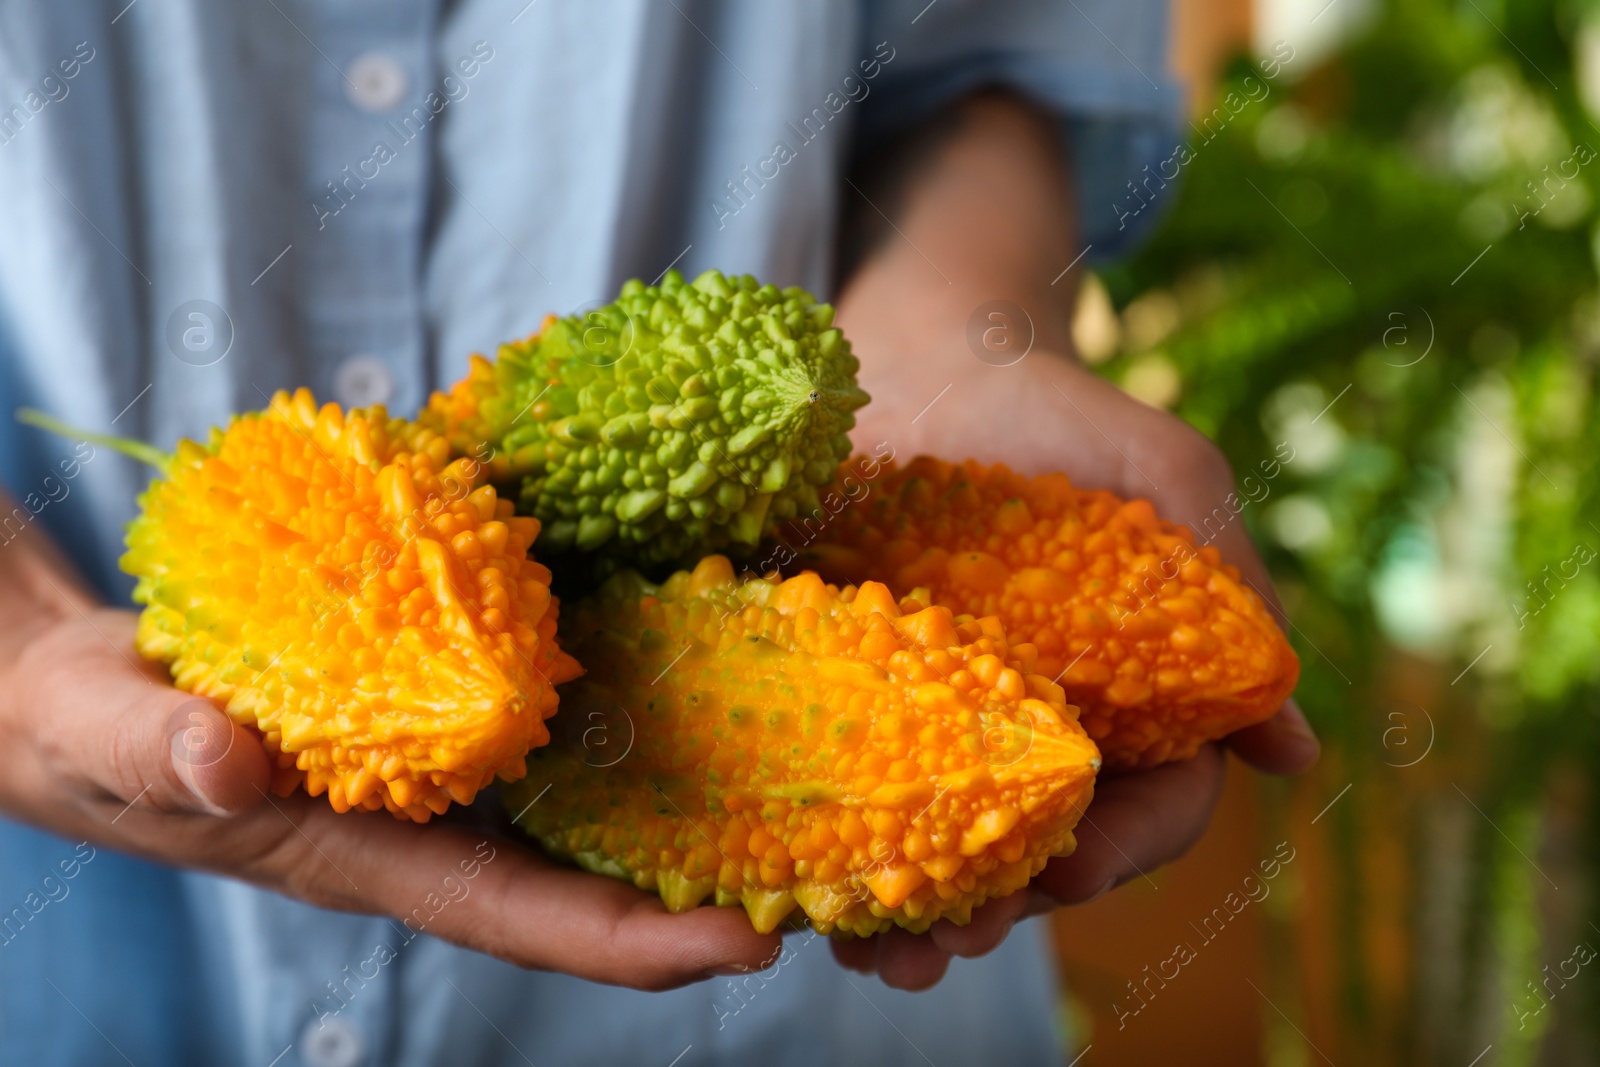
[1092,0,1600,1061]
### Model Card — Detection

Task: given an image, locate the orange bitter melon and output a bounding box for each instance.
[792,456,1300,770]
[77,388,582,821]
[505,554,1100,936]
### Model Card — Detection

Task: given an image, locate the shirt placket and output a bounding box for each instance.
[302,0,439,421]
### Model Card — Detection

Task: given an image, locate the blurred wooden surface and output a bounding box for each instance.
[1052,756,1269,1065]
[1171,0,1255,112]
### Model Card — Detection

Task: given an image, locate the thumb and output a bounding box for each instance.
[26,613,275,816]
[161,696,275,814]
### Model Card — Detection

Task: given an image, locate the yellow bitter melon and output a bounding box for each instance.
[50,388,583,821]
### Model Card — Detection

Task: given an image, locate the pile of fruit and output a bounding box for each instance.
[27,270,1298,937]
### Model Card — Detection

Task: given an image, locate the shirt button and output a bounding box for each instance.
[299,1018,365,1067]
[334,355,396,409]
[345,53,408,112]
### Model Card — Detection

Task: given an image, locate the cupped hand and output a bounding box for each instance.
[832,282,1319,990]
[0,603,779,991]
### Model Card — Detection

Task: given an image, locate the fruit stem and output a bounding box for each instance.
[15,408,172,474]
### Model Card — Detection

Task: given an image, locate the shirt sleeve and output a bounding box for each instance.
[857,0,1185,260]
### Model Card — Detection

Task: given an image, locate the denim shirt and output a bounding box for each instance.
[0,2,1179,1063]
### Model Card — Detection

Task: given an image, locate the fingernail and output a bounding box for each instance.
[707,963,752,976]
[172,757,233,817]
[167,701,241,815]
[1085,877,1117,903]
[1280,700,1321,762]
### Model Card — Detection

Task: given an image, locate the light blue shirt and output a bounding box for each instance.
[0,2,1179,1063]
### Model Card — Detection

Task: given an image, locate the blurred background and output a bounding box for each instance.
[1051,0,1600,1063]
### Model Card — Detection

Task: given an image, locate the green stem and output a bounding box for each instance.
[15,408,172,474]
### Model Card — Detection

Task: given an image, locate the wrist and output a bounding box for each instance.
[835,90,1078,353]
[839,253,1070,354]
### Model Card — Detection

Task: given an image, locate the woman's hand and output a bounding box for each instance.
[830,310,1319,989]
[828,87,1316,990]
[0,527,779,992]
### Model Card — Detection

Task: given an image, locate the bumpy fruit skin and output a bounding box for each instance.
[422,269,870,565]
[123,388,580,822]
[793,457,1300,770]
[506,555,1100,937]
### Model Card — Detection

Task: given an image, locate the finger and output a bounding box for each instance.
[168,702,277,813]
[831,936,878,974]
[874,927,951,991]
[24,611,270,815]
[927,889,1028,958]
[1033,743,1226,905]
[1020,885,1072,919]
[230,802,782,992]
[1205,518,1319,774]
[1228,698,1318,774]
